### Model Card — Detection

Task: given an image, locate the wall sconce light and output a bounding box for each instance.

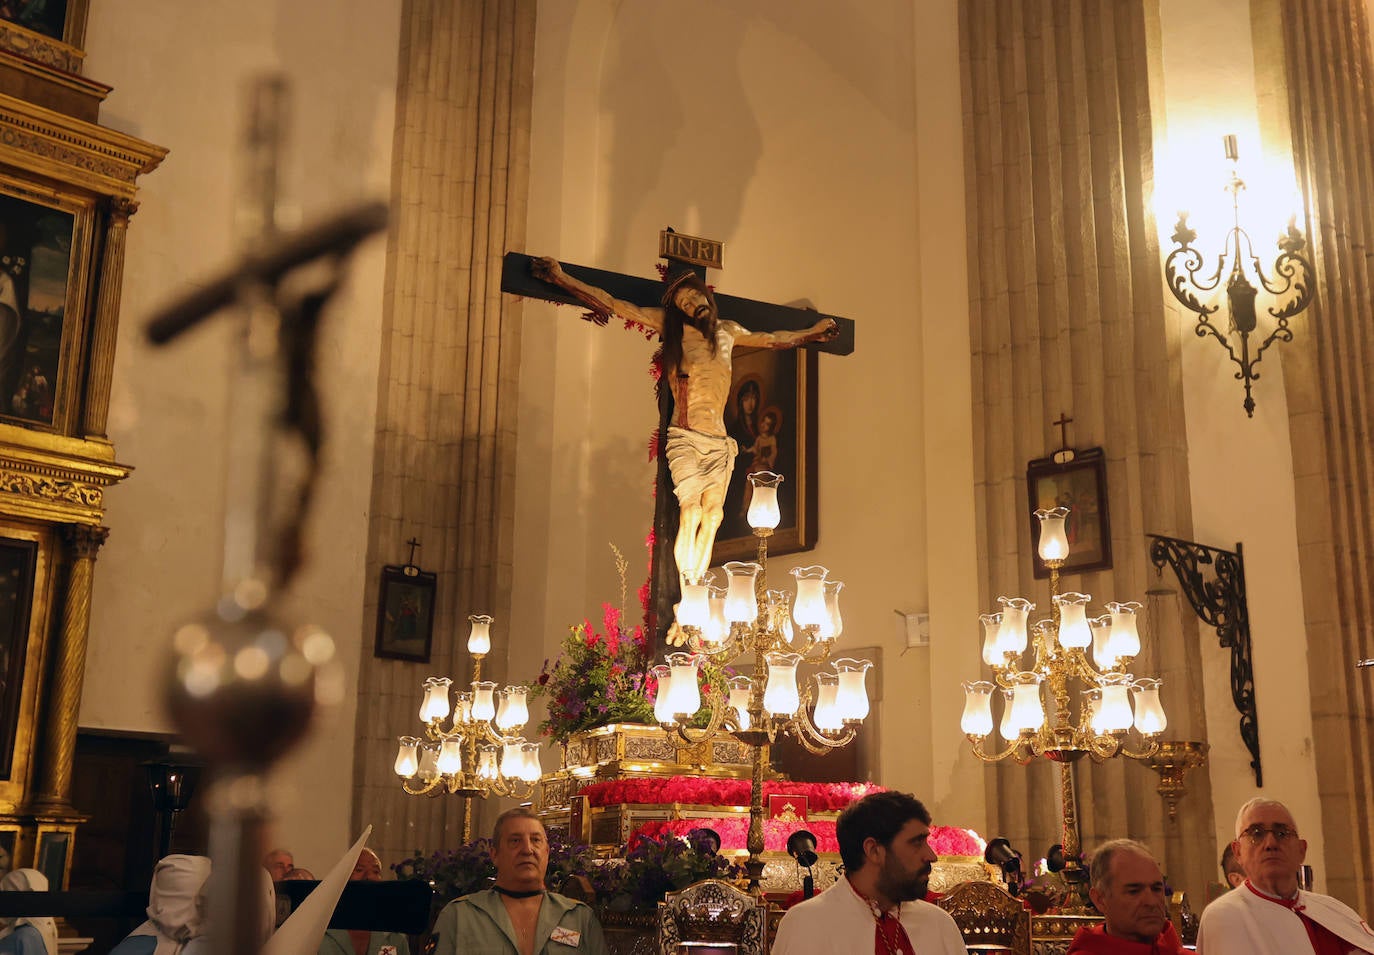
[1163,135,1315,417]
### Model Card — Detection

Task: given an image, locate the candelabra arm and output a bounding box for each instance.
[967,734,1033,764]
[401,775,443,797]
[1147,534,1260,785]
[785,707,857,754]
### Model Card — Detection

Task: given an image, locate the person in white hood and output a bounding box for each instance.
[0,869,58,955]
[109,855,212,955]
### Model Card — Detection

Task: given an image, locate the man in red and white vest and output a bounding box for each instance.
[1197,797,1374,955]
[772,791,966,955]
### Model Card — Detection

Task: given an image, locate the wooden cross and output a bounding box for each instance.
[501,231,855,647]
[1051,412,1075,464]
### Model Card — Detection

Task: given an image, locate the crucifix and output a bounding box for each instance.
[501,229,855,646]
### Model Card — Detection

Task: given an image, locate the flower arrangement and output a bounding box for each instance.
[531,602,657,743]
[530,543,733,744]
[599,830,743,912]
[393,829,599,904]
[579,779,884,811]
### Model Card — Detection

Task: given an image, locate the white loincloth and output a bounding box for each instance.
[665,427,737,504]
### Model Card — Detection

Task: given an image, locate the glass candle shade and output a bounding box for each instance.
[497,685,529,731]
[467,614,493,656]
[419,677,452,723]
[1035,506,1071,562]
[437,738,462,775]
[998,688,1017,741]
[1096,673,1134,732]
[1105,601,1143,660]
[676,574,711,630]
[453,692,473,724]
[728,676,753,731]
[791,566,829,630]
[766,590,795,645]
[651,664,675,724]
[747,471,783,530]
[394,736,420,777]
[520,743,542,782]
[997,597,1034,656]
[1131,678,1167,735]
[723,562,761,625]
[980,612,1003,666]
[1054,592,1093,649]
[665,652,703,719]
[960,681,995,737]
[833,658,873,721]
[763,651,803,716]
[813,673,844,732]
[820,580,844,641]
[476,745,498,780]
[471,681,497,722]
[417,744,439,782]
[1007,671,1045,734]
[1090,614,1116,670]
[501,741,523,778]
[703,585,729,646]
[494,692,510,730]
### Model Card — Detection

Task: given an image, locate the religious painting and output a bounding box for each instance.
[0,181,92,431]
[0,0,68,39]
[1026,447,1112,578]
[0,538,37,781]
[374,563,437,663]
[711,345,818,565]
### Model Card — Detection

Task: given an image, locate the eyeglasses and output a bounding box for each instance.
[1240,824,1298,845]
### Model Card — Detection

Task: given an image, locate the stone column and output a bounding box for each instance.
[960,0,1212,897]
[355,0,537,864]
[1271,0,1374,915]
[30,524,108,812]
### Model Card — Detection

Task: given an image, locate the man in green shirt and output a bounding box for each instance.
[431,808,608,955]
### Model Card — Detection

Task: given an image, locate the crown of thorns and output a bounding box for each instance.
[659,264,701,306]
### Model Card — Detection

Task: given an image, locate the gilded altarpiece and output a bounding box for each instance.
[0,11,165,889]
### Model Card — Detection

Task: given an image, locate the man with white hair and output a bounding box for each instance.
[1196,797,1374,954]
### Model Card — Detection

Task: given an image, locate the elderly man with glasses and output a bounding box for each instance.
[1196,798,1374,954]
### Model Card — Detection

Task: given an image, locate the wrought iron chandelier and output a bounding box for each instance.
[959,506,1166,908]
[656,470,872,892]
[1163,135,1315,417]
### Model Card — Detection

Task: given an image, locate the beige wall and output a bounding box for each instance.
[512,0,982,822]
[77,1,401,872]
[1152,0,1325,881]
[60,0,1336,891]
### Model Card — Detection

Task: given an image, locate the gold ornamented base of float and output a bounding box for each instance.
[538,724,761,812]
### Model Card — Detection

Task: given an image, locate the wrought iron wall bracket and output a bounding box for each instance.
[1147,534,1261,785]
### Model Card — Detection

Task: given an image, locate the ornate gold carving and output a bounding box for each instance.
[63,523,108,560]
[0,94,167,198]
[0,22,83,72]
[0,469,101,508]
[936,880,1032,954]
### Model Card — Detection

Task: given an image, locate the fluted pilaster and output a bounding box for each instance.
[960,0,1211,896]
[354,0,536,865]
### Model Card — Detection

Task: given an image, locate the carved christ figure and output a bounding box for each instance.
[531,257,838,585]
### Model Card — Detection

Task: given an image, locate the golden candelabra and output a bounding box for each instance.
[1146,740,1209,820]
[657,471,871,893]
[394,614,541,842]
[960,506,1167,910]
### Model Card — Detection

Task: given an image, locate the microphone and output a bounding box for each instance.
[145,200,389,345]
